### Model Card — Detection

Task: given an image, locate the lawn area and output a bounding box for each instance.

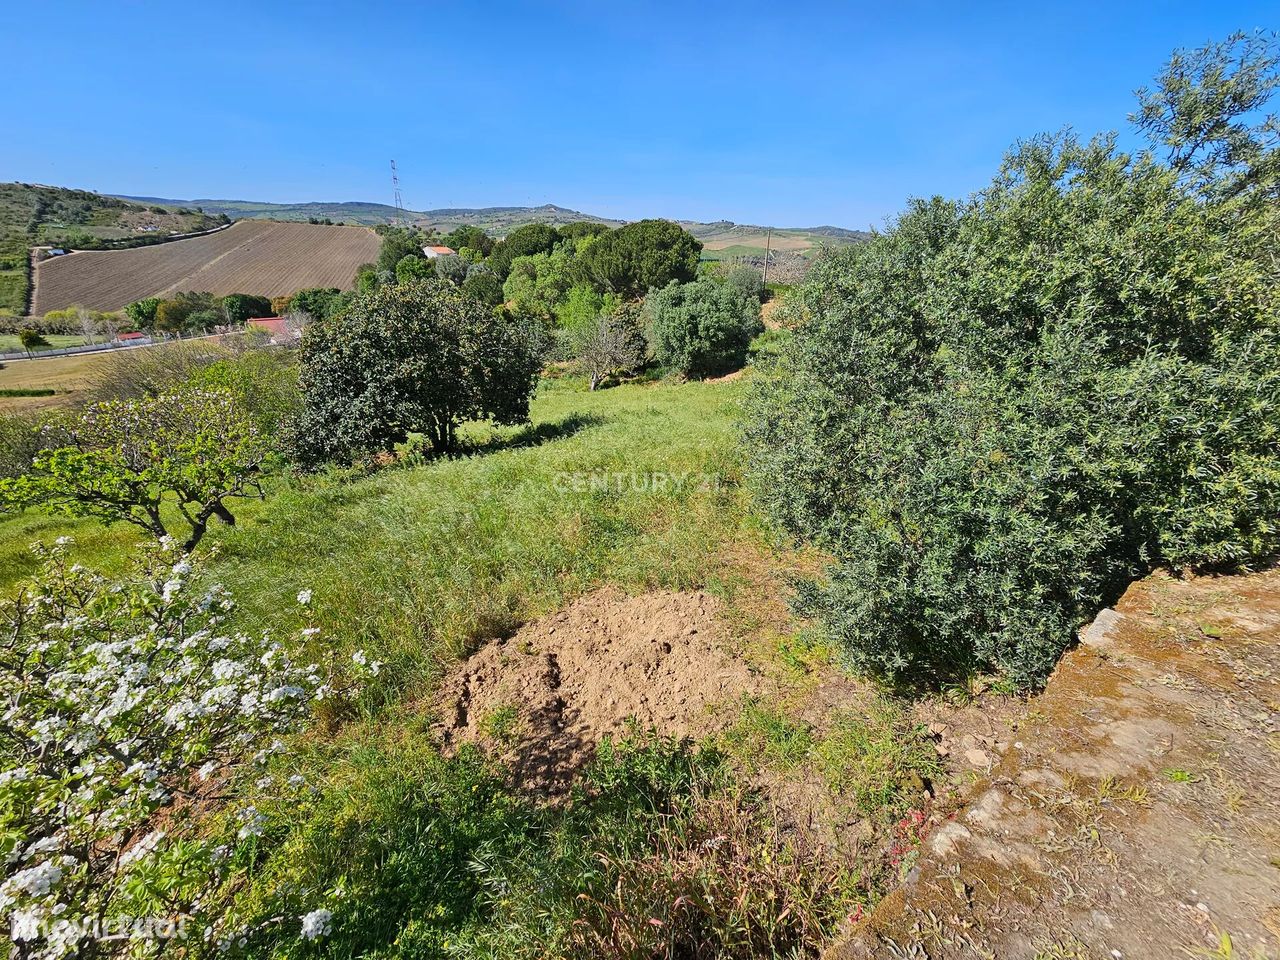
[0,375,758,683]
[0,332,86,352]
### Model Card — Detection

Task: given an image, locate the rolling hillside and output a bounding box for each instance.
[122,195,870,257]
[31,220,381,314]
[0,183,222,314]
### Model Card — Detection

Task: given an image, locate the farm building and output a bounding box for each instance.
[112,332,152,345]
[246,316,302,344]
[421,245,455,259]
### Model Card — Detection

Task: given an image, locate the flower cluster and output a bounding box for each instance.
[0,539,326,958]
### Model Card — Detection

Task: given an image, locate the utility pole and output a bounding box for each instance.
[762,227,773,285]
[390,160,407,227]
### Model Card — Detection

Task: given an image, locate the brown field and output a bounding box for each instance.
[697,230,814,252]
[31,221,381,314]
[0,350,111,413]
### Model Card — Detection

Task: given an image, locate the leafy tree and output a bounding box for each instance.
[0,390,269,549]
[442,225,494,257]
[434,253,468,285]
[288,287,344,321]
[154,291,221,334]
[355,263,381,294]
[457,246,483,264]
[1133,30,1280,200]
[222,293,274,324]
[572,301,647,390]
[461,267,504,308]
[124,296,161,330]
[17,328,49,352]
[557,221,610,242]
[293,279,544,461]
[376,226,427,273]
[643,279,763,378]
[576,219,701,298]
[395,255,434,284]
[501,250,573,316]
[744,118,1280,689]
[555,283,615,332]
[487,223,559,278]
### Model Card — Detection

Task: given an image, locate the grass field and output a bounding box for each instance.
[0,333,86,352]
[0,370,943,953]
[32,220,381,313]
[0,347,109,411]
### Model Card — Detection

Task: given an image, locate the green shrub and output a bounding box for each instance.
[644,278,764,379]
[745,131,1280,687]
[221,292,274,324]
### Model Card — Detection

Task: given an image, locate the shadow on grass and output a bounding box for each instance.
[466,412,605,456]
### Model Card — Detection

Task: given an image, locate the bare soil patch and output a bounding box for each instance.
[434,587,762,796]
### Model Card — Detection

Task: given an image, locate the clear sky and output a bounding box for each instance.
[2,1,1273,229]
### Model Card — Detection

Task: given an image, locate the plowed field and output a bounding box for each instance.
[31,221,381,313]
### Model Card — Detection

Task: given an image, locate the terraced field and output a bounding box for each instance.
[31,221,381,313]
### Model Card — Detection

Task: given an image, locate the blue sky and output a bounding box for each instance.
[2,2,1273,228]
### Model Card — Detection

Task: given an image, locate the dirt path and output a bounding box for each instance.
[828,569,1280,959]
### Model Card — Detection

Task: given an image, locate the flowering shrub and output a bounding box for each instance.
[0,390,269,550]
[0,538,326,958]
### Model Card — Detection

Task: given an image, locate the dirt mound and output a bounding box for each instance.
[435,588,760,796]
[827,567,1280,960]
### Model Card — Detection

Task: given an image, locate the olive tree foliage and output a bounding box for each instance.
[572,301,647,390]
[1133,31,1280,200]
[0,391,269,550]
[0,540,351,960]
[643,278,764,379]
[433,253,469,285]
[575,219,702,298]
[744,121,1280,688]
[292,279,544,462]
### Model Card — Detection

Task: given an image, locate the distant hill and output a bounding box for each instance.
[118,195,870,258]
[0,183,222,314]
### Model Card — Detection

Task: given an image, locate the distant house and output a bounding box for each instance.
[421,245,455,259]
[48,249,67,256]
[246,316,301,344]
[113,331,152,345]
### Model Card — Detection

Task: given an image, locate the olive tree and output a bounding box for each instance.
[293,279,544,462]
[0,390,269,549]
[643,279,763,379]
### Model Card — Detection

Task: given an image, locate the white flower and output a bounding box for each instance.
[351,650,367,667]
[301,627,321,637]
[54,536,74,547]
[370,660,383,676]
[296,589,312,606]
[162,579,183,601]
[300,909,332,940]
[10,861,62,896]
[171,560,192,576]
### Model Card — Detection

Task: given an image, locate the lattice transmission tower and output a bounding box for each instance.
[390,160,408,226]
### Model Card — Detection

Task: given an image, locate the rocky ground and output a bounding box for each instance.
[828,568,1280,960]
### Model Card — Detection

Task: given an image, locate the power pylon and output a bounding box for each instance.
[390,160,407,226]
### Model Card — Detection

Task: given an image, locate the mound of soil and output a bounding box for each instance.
[435,587,760,796]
